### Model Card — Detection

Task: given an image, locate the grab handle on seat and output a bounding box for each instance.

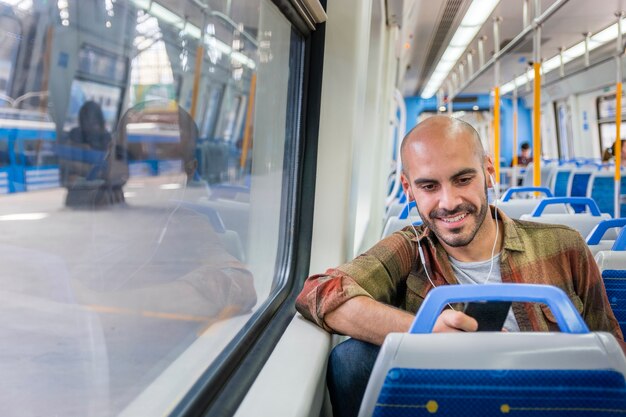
[398,201,417,220]
[501,186,553,202]
[531,197,601,217]
[409,284,589,334]
[612,227,626,251]
[586,218,626,245]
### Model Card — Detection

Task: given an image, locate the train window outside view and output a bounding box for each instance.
[0,0,302,415]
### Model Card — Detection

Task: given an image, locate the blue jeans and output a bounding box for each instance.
[327,338,381,417]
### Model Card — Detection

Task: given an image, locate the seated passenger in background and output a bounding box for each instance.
[511,141,532,167]
[61,100,127,206]
[603,139,626,165]
[74,102,256,321]
[296,115,624,417]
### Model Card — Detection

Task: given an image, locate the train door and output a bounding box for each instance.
[541,103,559,159]
[555,99,575,160]
[597,91,625,159]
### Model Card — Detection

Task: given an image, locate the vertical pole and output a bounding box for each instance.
[478,36,486,68]
[467,50,474,76]
[533,0,542,188]
[523,0,530,28]
[512,79,519,187]
[239,73,257,171]
[584,32,591,67]
[448,80,456,116]
[493,17,502,186]
[190,14,207,120]
[459,62,465,85]
[615,12,624,218]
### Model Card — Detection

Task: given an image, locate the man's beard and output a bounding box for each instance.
[417,186,489,248]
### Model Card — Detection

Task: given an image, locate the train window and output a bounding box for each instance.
[0,0,304,415]
[597,92,626,154]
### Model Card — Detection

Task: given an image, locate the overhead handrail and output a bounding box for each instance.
[586,218,626,245]
[449,0,570,99]
[409,284,588,334]
[500,186,553,202]
[531,197,601,217]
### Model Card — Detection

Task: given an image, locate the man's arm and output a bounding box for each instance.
[324,295,478,345]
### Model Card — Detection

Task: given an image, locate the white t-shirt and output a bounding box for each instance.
[448,253,520,332]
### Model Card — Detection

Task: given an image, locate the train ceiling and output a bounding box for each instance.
[401,0,626,98]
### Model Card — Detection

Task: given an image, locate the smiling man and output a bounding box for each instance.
[296,115,623,417]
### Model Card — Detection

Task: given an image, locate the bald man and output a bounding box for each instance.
[296,115,623,417]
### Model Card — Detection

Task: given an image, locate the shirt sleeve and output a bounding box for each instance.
[295,229,416,332]
[572,237,624,340]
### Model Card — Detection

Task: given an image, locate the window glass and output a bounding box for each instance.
[0,0,302,415]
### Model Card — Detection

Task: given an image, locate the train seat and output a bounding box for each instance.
[567,167,596,212]
[175,201,246,262]
[382,201,421,238]
[383,193,408,224]
[586,218,626,255]
[550,166,574,197]
[586,172,626,217]
[521,162,558,190]
[519,197,610,238]
[594,228,626,334]
[358,284,626,417]
[495,186,567,219]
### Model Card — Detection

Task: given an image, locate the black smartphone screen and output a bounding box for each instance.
[463,301,512,331]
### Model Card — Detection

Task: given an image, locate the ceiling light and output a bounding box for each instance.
[128,0,256,70]
[500,19,626,94]
[0,213,48,221]
[421,0,501,99]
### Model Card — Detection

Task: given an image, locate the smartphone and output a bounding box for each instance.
[463,301,512,331]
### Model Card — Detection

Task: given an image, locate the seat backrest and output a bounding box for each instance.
[381,217,422,238]
[588,172,626,218]
[568,168,595,212]
[382,201,422,237]
[595,244,626,336]
[585,218,626,254]
[359,284,626,417]
[496,187,565,219]
[519,197,610,238]
[551,167,573,197]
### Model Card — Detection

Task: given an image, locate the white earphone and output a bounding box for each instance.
[489,174,500,201]
[485,173,499,284]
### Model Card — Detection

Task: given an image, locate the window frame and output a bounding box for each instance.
[168,1,326,416]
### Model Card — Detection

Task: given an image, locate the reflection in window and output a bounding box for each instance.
[130,11,175,104]
[0,0,303,415]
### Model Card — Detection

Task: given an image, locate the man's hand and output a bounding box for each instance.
[433,309,479,332]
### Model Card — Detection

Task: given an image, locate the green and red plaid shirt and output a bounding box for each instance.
[296,207,623,340]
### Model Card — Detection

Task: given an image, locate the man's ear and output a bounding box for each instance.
[484,155,496,185]
[400,173,411,200]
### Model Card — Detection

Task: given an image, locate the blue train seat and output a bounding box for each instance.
[358,284,626,417]
[587,171,626,217]
[586,218,626,255]
[382,201,422,238]
[551,167,574,197]
[175,201,246,262]
[595,228,626,335]
[567,168,595,212]
[496,186,567,219]
[520,162,558,189]
[520,197,610,238]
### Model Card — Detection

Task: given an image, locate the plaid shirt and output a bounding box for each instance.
[296,207,623,340]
